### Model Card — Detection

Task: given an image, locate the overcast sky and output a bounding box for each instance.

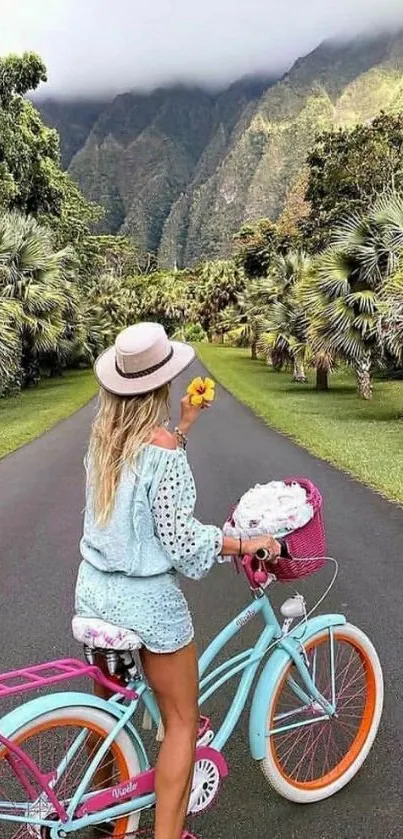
[2,0,403,98]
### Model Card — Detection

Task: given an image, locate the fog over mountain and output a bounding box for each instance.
[34,27,403,267]
[2,0,403,96]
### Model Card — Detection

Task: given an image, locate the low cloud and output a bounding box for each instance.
[1,0,403,97]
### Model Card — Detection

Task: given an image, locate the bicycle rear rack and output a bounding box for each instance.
[0,658,138,700]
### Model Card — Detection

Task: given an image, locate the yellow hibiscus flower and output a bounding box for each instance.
[187,376,216,406]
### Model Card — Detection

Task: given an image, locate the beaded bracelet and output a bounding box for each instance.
[174,426,188,450]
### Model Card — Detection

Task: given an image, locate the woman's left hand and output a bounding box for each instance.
[178,395,204,435]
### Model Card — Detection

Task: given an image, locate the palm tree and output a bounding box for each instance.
[137,271,191,335]
[251,251,311,381]
[302,192,403,399]
[297,265,337,392]
[378,270,403,364]
[69,271,141,365]
[377,269,403,414]
[194,260,245,342]
[0,212,77,385]
[257,298,308,382]
[88,272,139,329]
[216,295,264,359]
[70,297,116,366]
[0,293,22,394]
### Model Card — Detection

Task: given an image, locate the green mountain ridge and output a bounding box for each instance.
[37,78,272,258]
[36,98,109,168]
[37,30,403,266]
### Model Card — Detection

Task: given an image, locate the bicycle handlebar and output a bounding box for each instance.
[255,540,289,562]
[255,548,270,560]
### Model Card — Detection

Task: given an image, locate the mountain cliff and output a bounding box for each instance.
[38,30,403,266]
[38,78,272,257]
[37,98,109,168]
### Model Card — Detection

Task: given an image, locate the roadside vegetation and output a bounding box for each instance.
[197,345,403,503]
[0,370,97,460]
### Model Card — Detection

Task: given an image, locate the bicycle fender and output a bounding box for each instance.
[249,613,346,761]
[0,691,148,771]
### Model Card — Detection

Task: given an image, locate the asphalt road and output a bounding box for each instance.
[0,360,402,838]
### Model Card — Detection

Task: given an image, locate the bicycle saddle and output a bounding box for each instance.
[72,616,143,651]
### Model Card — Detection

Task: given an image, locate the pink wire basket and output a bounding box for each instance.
[228,477,327,583]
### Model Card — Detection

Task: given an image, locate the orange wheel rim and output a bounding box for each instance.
[269,631,377,790]
[9,715,131,836]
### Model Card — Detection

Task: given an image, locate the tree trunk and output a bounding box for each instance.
[251,340,257,360]
[355,353,373,399]
[293,355,307,383]
[315,366,329,391]
[271,349,283,371]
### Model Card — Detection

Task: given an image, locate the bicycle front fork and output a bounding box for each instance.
[281,633,336,717]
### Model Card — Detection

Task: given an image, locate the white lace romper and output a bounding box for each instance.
[75,445,223,653]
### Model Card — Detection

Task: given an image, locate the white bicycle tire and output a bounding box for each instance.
[261,623,384,803]
[1,705,143,835]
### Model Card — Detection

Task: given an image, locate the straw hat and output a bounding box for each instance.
[94,322,195,396]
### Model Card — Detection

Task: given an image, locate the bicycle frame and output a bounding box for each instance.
[0,589,344,833]
[196,592,337,748]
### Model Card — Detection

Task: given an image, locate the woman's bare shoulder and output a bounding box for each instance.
[150,427,177,451]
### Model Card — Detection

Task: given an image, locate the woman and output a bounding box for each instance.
[75,322,281,839]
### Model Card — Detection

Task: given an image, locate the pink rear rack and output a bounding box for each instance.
[0,658,138,700]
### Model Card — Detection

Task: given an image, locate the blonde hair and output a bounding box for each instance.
[89,384,170,524]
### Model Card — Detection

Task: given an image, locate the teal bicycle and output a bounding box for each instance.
[0,533,383,837]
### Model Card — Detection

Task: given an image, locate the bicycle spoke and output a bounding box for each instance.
[268,629,376,789]
[0,715,140,838]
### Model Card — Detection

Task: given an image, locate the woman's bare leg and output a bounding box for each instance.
[141,641,199,839]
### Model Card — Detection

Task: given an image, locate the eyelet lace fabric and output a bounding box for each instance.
[151,449,222,580]
[75,445,222,653]
[75,562,195,653]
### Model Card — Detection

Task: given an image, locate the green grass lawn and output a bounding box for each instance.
[197,344,403,504]
[0,370,98,460]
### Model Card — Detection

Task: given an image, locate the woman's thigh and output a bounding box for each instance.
[141,642,199,726]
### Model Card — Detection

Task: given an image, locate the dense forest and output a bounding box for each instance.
[1,47,403,407]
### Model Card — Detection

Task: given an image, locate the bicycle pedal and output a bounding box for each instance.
[196,714,214,746]
[197,727,214,746]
